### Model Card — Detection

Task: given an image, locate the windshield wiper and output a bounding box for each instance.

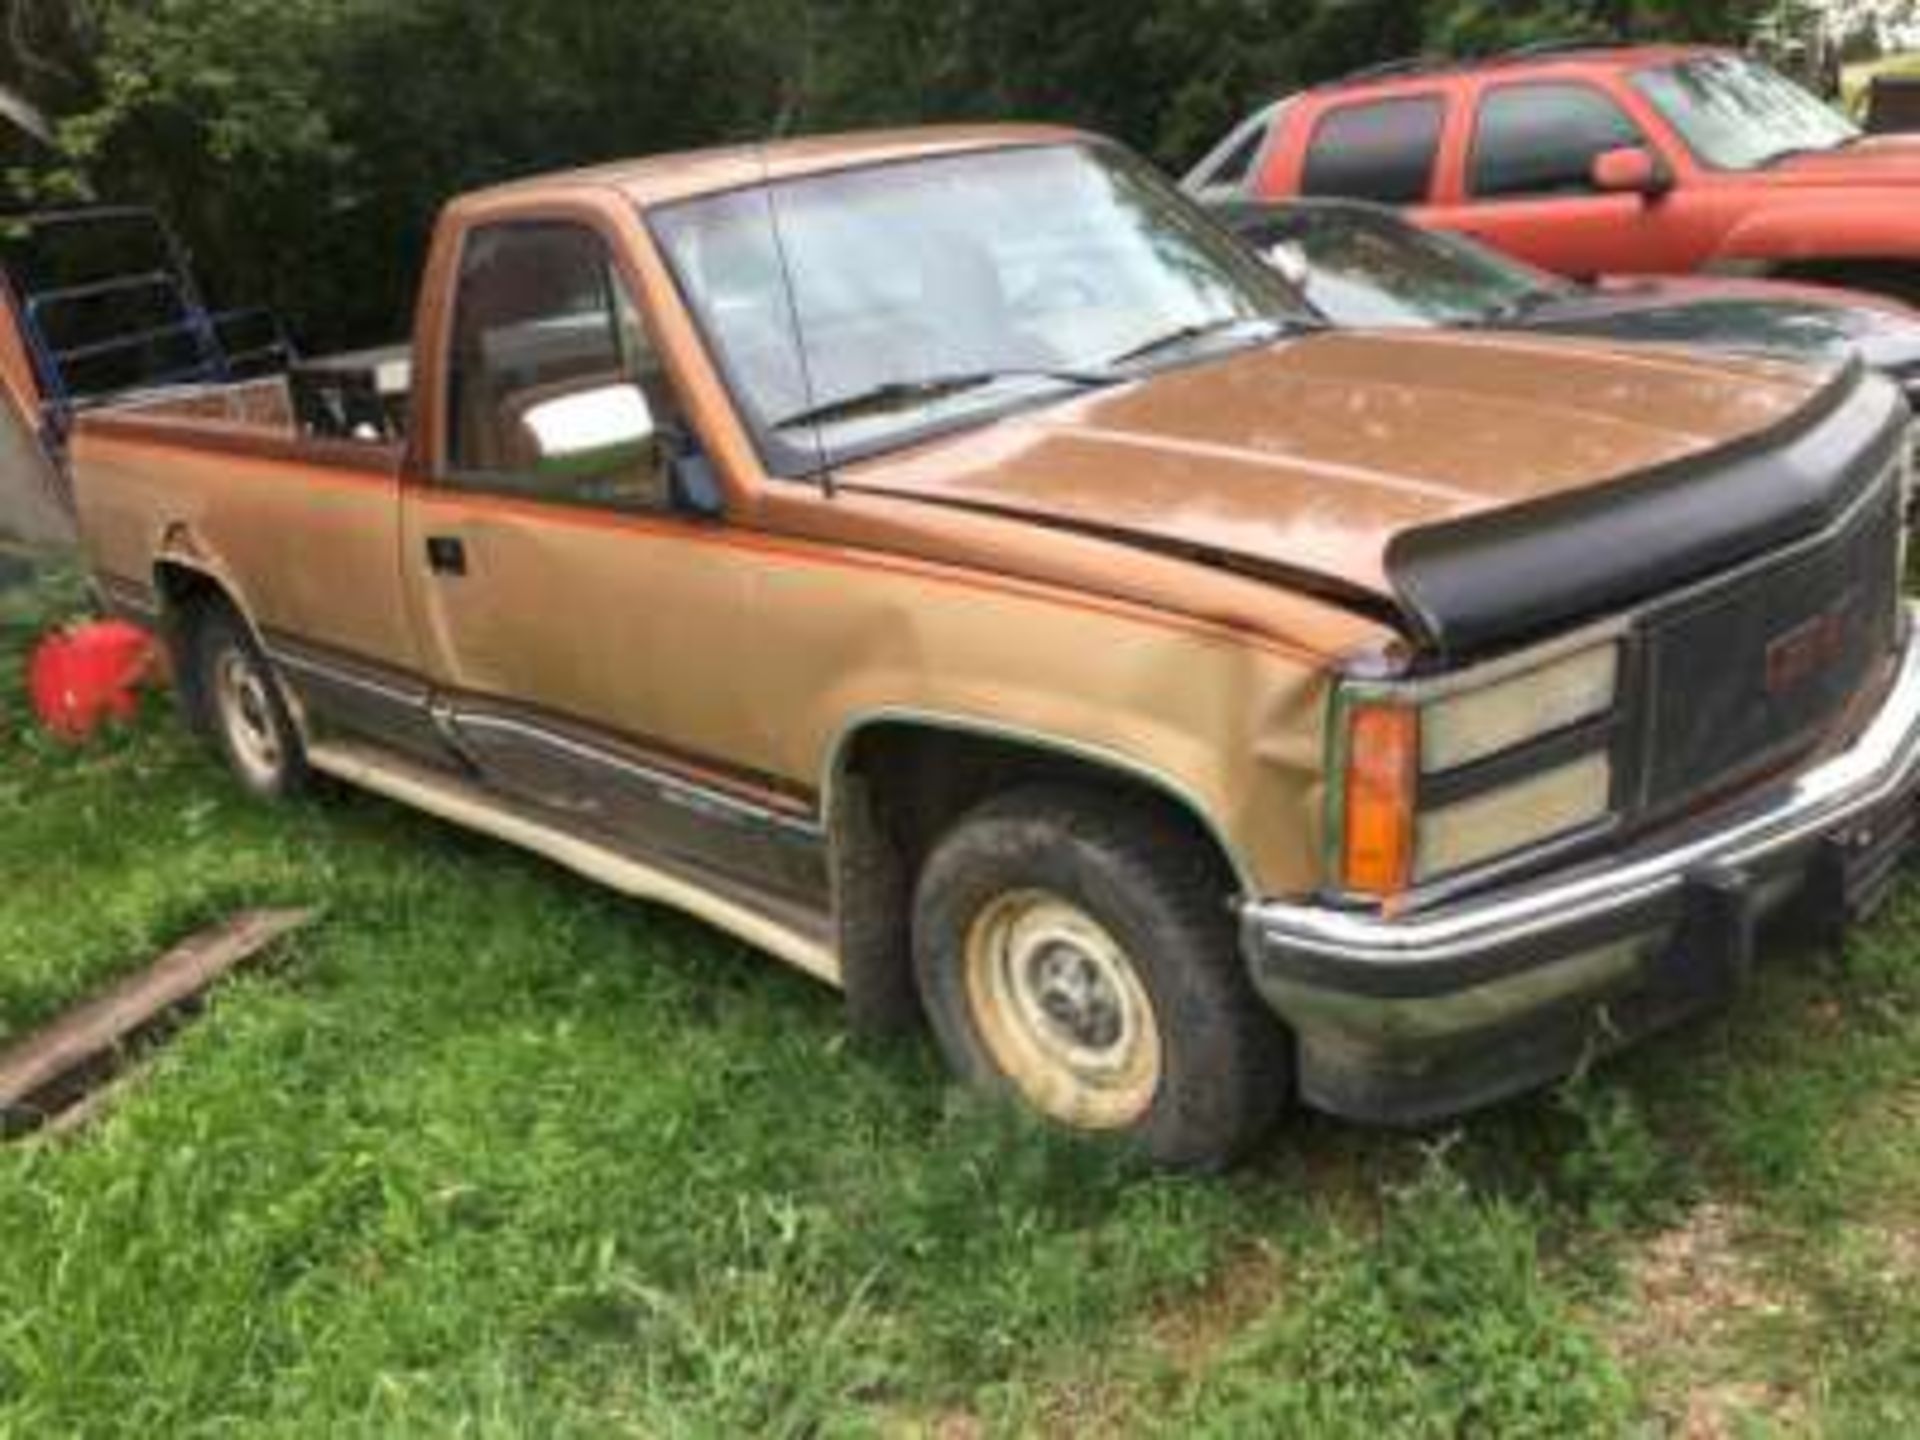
[770,367,1111,431]
[1103,315,1296,369]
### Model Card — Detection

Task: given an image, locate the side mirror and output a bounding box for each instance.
[1262,240,1312,290]
[518,382,656,481]
[1590,146,1671,199]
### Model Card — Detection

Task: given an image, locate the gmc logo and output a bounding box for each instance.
[1766,597,1855,698]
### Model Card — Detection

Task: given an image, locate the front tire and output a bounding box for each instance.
[195,608,308,801]
[912,786,1289,1169]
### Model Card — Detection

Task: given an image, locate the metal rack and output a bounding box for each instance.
[1,205,292,425]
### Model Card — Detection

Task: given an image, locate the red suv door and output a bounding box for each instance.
[1425,78,1703,279]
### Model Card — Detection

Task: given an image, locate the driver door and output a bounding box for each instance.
[401,218,815,895]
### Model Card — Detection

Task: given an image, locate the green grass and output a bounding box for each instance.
[3,572,1920,1436]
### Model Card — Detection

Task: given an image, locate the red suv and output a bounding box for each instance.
[1186,42,1920,300]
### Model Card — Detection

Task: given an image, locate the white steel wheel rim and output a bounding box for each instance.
[962,889,1163,1131]
[214,646,283,787]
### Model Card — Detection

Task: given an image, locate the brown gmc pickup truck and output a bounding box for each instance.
[22,127,1920,1167]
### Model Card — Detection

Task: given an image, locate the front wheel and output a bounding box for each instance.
[912,786,1290,1169]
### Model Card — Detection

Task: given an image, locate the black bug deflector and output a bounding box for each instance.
[1385,362,1910,660]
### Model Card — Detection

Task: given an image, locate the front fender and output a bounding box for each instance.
[752,547,1342,897]
[1718,198,1920,268]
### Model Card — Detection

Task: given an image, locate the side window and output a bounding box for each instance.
[446,221,678,510]
[1471,83,1646,199]
[1300,96,1446,206]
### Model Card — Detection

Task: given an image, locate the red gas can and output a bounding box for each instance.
[27,620,159,741]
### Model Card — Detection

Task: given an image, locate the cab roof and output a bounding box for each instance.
[1313,40,1719,99]
[455,124,1088,214]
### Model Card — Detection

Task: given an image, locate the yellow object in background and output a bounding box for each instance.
[1844,52,1920,119]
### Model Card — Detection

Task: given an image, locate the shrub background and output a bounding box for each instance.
[3,0,1772,351]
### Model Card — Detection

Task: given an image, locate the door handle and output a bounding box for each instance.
[425,535,467,577]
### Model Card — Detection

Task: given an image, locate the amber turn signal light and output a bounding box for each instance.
[1342,702,1417,896]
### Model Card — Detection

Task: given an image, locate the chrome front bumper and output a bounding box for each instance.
[1243,603,1920,1123]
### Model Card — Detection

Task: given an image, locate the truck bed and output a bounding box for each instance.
[80,346,410,469]
[71,362,417,693]
[106,374,304,431]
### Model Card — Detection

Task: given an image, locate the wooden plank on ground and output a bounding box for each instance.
[0,908,315,1121]
[38,1055,159,1140]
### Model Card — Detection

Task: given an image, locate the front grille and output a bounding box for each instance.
[1634,463,1904,823]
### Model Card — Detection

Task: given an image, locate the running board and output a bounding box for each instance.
[307,741,841,986]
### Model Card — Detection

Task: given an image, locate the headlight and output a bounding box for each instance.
[1331,635,1623,898]
[1420,646,1618,774]
[1415,752,1613,881]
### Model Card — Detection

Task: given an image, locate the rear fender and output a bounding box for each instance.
[150,542,312,741]
[152,526,263,639]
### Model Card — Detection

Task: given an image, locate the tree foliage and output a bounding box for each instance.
[2,0,1773,349]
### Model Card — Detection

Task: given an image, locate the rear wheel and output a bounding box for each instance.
[195,608,308,801]
[912,786,1289,1169]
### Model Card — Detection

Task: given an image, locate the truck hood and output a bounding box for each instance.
[840,330,1904,656]
[1764,133,1920,185]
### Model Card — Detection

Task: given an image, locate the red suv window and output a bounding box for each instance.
[1301,95,1447,206]
[1470,83,1646,199]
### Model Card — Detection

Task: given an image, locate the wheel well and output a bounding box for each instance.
[828,721,1245,1033]
[153,560,230,618]
[151,561,237,729]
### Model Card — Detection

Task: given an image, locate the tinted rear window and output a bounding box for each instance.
[1301,96,1446,206]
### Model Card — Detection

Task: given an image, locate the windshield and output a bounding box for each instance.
[648,142,1314,472]
[1634,54,1859,170]
[1247,206,1571,327]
